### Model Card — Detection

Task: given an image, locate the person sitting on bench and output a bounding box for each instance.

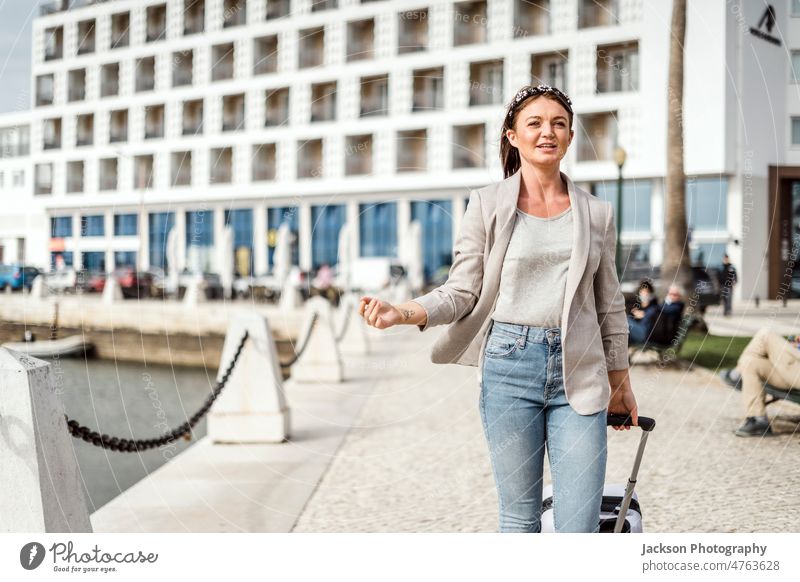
[628,284,684,346]
[721,328,800,437]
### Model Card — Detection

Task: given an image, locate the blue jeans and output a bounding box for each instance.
[479,321,607,533]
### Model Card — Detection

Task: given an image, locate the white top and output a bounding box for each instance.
[491,206,573,328]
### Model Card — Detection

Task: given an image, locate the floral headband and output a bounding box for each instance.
[505,84,573,123]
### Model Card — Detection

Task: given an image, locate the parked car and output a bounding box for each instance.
[86,271,107,293]
[0,264,41,291]
[177,271,224,300]
[113,267,155,298]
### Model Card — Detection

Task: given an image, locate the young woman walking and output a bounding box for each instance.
[358,85,638,533]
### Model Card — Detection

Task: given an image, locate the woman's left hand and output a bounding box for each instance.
[607,369,638,431]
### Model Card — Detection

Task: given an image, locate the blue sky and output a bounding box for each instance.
[0,1,43,114]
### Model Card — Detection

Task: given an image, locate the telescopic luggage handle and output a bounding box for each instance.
[605,414,656,533]
[606,414,656,432]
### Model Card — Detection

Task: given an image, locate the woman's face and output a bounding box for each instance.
[506,96,573,169]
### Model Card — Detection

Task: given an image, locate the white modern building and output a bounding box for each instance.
[1,0,797,300]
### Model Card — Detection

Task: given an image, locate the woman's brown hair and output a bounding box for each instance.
[499,84,574,179]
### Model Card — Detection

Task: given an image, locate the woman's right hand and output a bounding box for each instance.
[358,296,402,329]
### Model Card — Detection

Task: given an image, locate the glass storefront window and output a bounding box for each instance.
[411,200,453,282]
[686,177,727,231]
[224,208,254,277]
[148,211,175,270]
[592,179,651,233]
[359,201,397,257]
[267,206,300,268]
[114,213,138,236]
[185,210,214,272]
[311,204,346,268]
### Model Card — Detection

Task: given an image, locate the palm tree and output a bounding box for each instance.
[661,0,694,298]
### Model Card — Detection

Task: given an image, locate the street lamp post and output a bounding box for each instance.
[613,146,627,281]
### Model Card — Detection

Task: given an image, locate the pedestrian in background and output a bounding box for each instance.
[720,253,737,317]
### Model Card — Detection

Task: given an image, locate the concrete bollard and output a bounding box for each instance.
[336,293,370,356]
[30,276,47,299]
[279,278,303,311]
[0,348,92,532]
[102,276,123,304]
[183,274,207,306]
[291,296,344,383]
[208,312,290,443]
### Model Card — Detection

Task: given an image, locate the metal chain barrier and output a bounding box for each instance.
[281,312,318,367]
[65,331,250,452]
[334,304,352,343]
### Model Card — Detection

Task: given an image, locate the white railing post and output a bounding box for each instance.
[0,348,92,532]
[208,312,290,443]
[291,296,343,383]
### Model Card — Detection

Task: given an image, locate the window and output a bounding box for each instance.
[254,35,278,75]
[111,12,130,49]
[51,216,73,238]
[592,179,652,233]
[311,0,338,11]
[223,0,246,28]
[145,104,165,139]
[469,60,504,106]
[345,133,373,176]
[310,81,336,122]
[210,147,233,183]
[77,19,95,55]
[101,63,119,97]
[531,51,568,93]
[114,214,138,236]
[514,0,550,37]
[792,117,800,146]
[311,204,346,268]
[146,4,167,42]
[686,177,727,231]
[185,210,214,272]
[359,202,397,257]
[297,139,322,178]
[397,129,427,172]
[67,161,84,193]
[794,0,800,16]
[579,0,619,28]
[267,0,291,19]
[99,158,118,191]
[398,9,428,54]
[792,51,800,83]
[265,87,290,126]
[81,215,104,237]
[360,74,388,117]
[171,151,192,186]
[224,209,254,276]
[43,118,61,150]
[36,74,54,106]
[453,1,487,46]
[596,41,638,93]
[183,99,203,135]
[148,212,175,270]
[347,18,374,62]
[411,200,454,282]
[298,26,324,69]
[36,163,54,195]
[134,155,154,189]
[452,124,485,169]
[115,251,137,267]
[267,206,299,267]
[173,50,193,86]
[82,251,104,271]
[222,93,245,132]
[76,113,93,147]
[109,109,128,143]
[576,112,617,161]
[68,69,86,102]
[252,143,276,181]
[184,0,205,35]
[44,26,63,61]
[412,67,443,112]
[211,43,235,81]
[136,57,156,92]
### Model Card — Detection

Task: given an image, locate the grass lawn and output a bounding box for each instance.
[678,331,752,371]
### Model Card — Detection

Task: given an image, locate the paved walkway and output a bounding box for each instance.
[294,323,800,533]
[705,300,800,337]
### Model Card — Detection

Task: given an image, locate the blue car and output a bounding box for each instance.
[0,264,42,291]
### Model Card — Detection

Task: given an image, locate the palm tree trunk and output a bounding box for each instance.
[662,0,694,297]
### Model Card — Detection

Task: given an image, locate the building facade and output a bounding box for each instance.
[1,0,795,300]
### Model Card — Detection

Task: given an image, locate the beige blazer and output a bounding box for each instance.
[412,167,629,415]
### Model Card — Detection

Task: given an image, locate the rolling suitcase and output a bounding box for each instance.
[540,414,656,533]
